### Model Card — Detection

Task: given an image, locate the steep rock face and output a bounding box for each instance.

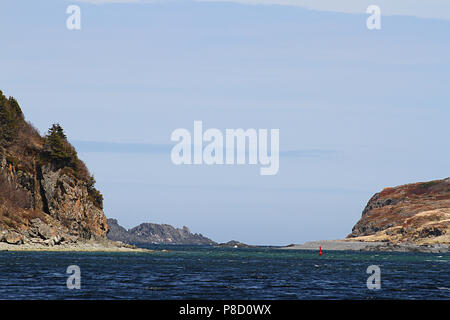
[348,178,450,244]
[40,164,108,239]
[107,218,216,245]
[0,90,108,245]
[0,150,108,244]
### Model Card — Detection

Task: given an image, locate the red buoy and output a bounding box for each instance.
[319,246,323,256]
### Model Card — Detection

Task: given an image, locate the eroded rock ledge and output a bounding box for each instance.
[0,158,108,247]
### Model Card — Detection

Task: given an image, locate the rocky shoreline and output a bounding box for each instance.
[2,238,449,253]
[281,240,450,253]
[0,239,153,252]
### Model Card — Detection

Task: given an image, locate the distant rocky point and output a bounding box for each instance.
[217,240,256,248]
[107,218,216,245]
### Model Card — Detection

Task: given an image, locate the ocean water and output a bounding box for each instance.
[0,245,449,300]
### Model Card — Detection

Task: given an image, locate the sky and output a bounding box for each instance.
[0,0,449,245]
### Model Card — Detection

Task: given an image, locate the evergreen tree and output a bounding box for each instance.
[43,124,77,169]
[0,93,25,146]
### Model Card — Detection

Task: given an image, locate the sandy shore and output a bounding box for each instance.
[0,240,153,253]
[281,240,449,253]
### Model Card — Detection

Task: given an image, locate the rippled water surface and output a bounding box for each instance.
[0,245,449,299]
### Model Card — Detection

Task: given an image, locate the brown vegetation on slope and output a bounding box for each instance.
[347,178,450,244]
[0,90,108,245]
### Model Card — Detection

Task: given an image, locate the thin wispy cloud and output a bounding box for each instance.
[280,149,338,158]
[201,0,450,20]
[73,141,337,158]
[72,141,171,154]
[75,0,450,20]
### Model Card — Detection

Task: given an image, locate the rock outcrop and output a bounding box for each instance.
[347,178,450,245]
[0,90,108,246]
[217,240,256,248]
[39,164,107,239]
[107,218,216,245]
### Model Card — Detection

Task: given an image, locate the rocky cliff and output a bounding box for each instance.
[347,178,450,245]
[107,218,216,245]
[0,90,108,246]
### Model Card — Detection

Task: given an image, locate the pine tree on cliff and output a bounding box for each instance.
[42,123,103,209]
[43,124,78,169]
[0,93,25,146]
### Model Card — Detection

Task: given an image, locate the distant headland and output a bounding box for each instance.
[284,178,450,253]
[107,218,216,245]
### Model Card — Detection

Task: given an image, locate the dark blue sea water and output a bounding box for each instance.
[0,245,449,299]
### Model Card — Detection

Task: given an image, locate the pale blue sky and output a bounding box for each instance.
[0,1,449,245]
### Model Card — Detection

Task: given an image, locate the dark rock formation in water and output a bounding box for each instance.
[107,218,216,245]
[217,240,255,248]
[348,178,450,244]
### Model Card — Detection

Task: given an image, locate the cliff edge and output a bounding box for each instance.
[347,178,450,245]
[0,90,108,246]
